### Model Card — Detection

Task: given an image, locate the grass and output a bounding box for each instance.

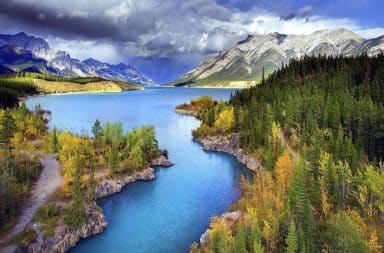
[33,204,63,237]
[7,228,37,248]
[0,72,143,95]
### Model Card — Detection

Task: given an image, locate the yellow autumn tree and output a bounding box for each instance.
[213,107,234,133]
[275,150,294,196]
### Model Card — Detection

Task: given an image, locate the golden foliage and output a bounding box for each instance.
[213,107,234,133]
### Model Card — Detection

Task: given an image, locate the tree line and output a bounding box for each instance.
[189,54,384,252]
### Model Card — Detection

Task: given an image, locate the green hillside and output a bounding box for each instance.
[188,53,384,252]
[0,72,143,107]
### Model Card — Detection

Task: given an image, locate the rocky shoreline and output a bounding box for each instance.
[175,108,263,246]
[194,134,263,246]
[27,156,173,253]
[174,108,199,117]
[196,133,263,172]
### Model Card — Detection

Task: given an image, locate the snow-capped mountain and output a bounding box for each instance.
[0,32,155,85]
[0,32,50,57]
[82,58,155,86]
[175,29,384,87]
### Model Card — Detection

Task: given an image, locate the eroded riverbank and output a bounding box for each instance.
[28,157,173,253]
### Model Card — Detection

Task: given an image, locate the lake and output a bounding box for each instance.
[26,87,251,253]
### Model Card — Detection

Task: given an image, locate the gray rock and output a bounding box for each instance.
[197,133,262,172]
[199,211,241,246]
[95,167,155,199]
[28,202,107,253]
[150,156,173,167]
[27,156,173,253]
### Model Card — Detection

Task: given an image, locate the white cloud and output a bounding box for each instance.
[46,37,124,63]
[355,28,384,39]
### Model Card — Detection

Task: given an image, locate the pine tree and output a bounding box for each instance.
[0,109,16,146]
[64,154,86,227]
[108,147,119,174]
[288,161,317,251]
[286,221,298,253]
[92,118,103,145]
[234,224,247,253]
[51,125,59,153]
[253,241,264,253]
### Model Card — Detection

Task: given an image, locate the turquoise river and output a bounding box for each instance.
[27,87,251,253]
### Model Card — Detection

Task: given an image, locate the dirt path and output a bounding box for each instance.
[280,130,299,162]
[0,154,62,245]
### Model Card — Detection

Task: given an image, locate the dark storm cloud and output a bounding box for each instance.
[280,13,296,21]
[0,0,380,84]
[0,0,155,42]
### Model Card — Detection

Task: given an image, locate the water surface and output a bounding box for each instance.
[27,88,251,253]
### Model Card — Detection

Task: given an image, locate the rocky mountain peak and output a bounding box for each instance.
[0,32,155,85]
[174,28,384,87]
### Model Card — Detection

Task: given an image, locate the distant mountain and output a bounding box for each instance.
[82,58,155,86]
[0,32,155,86]
[0,44,57,74]
[173,29,384,87]
[0,32,50,56]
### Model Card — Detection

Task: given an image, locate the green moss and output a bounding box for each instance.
[7,228,37,248]
[33,204,62,237]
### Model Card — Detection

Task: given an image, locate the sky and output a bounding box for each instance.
[0,0,383,84]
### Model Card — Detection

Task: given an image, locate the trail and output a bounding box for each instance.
[0,154,62,246]
[280,129,299,162]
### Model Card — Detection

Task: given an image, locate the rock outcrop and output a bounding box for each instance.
[29,203,107,253]
[196,133,262,172]
[174,108,199,117]
[199,211,241,245]
[95,167,155,199]
[150,155,174,167]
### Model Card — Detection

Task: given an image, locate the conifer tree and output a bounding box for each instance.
[286,221,298,253]
[289,161,317,251]
[51,125,59,153]
[0,109,16,146]
[234,224,247,253]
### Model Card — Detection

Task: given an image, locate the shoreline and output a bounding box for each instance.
[173,108,199,117]
[195,133,262,172]
[26,156,173,253]
[23,87,144,99]
[175,109,263,247]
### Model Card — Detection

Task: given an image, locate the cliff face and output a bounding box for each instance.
[29,203,107,253]
[95,167,155,199]
[27,157,173,253]
[196,133,263,172]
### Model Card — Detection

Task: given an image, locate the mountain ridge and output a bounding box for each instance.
[173,28,384,87]
[0,32,155,86]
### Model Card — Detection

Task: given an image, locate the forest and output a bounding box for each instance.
[0,103,46,230]
[189,54,384,252]
[0,90,165,245]
[55,121,163,228]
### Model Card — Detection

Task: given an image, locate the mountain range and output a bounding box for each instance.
[0,32,155,86]
[173,28,384,87]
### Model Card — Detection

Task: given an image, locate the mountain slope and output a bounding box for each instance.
[82,58,155,86]
[0,32,155,86]
[0,44,58,74]
[0,72,143,95]
[173,29,384,87]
